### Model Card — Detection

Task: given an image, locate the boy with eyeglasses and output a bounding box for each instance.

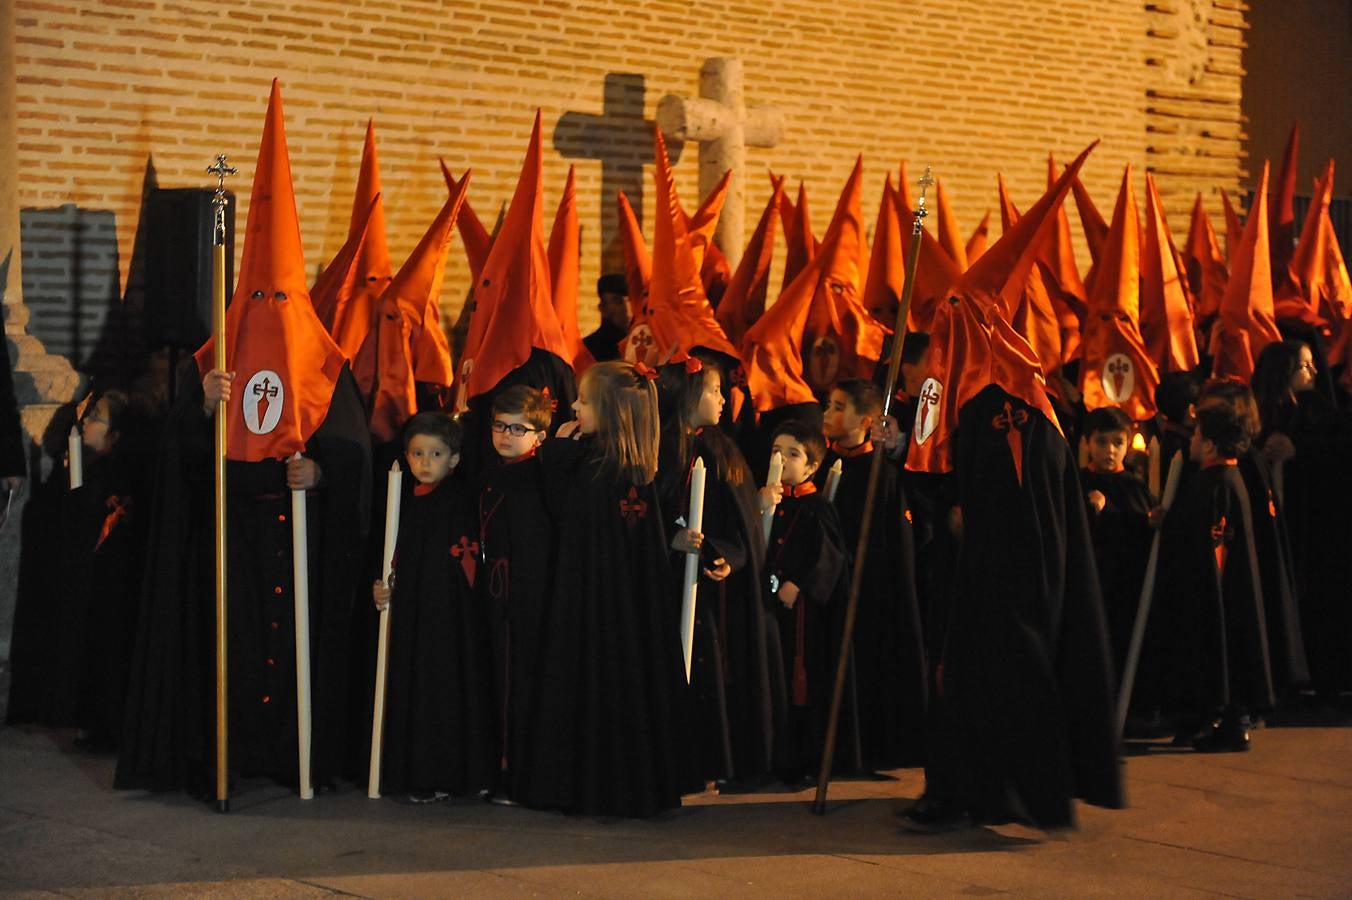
[476,384,555,804]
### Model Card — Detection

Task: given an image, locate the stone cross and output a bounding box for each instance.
[656,57,784,270]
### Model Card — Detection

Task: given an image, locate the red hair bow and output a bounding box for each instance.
[683,356,703,375]
[634,361,659,382]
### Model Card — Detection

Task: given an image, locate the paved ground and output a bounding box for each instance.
[2,709,1351,898]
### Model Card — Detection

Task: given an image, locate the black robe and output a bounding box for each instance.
[765,485,849,777]
[379,477,494,796]
[942,385,1123,829]
[820,443,927,769]
[581,319,627,363]
[515,437,697,817]
[476,451,554,796]
[1079,467,1154,684]
[116,367,371,793]
[657,431,784,784]
[457,349,577,483]
[1152,460,1275,715]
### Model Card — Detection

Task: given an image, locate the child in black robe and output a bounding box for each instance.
[476,385,554,803]
[763,420,848,783]
[517,361,696,818]
[656,356,783,789]
[1079,406,1155,686]
[372,413,493,801]
[820,378,926,769]
[1152,399,1275,751]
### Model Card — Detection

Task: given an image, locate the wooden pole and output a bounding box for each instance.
[813,167,933,815]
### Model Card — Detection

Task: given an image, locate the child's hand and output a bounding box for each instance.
[778,580,800,609]
[372,579,391,611]
[555,420,582,440]
[671,528,703,554]
[1148,506,1164,528]
[1262,433,1295,464]
[871,415,899,450]
[286,456,322,491]
[703,557,731,582]
[1087,489,1106,514]
[758,483,783,513]
[202,369,234,415]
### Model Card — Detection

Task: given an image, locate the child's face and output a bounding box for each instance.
[1188,426,1211,463]
[491,411,544,460]
[80,398,117,456]
[822,389,869,442]
[692,369,724,429]
[772,435,820,487]
[405,434,458,485]
[1291,345,1316,394]
[1087,429,1128,473]
[572,386,597,435]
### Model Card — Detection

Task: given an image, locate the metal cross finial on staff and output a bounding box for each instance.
[913,165,935,235]
[206,154,237,243]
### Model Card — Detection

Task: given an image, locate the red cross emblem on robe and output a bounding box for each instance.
[991,400,1031,485]
[451,535,480,587]
[619,485,648,529]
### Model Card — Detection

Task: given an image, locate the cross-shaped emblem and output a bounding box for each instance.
[916,380,941,444]
[1210,515,1231,576]
[451,535,480,586]
[619,486,648,529]
[1108,356,1130,399]
[253,376,279,426]
[991,400,1031,485]
[206,154,237,243]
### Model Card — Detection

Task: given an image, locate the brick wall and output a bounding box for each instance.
[12,0,1247,346]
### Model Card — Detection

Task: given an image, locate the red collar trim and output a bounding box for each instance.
[413,481,441,496]
[1201,457,1239,470]
[501,445,539,466]
[1086,461,1125,474]
[784,480,818,498]
[831,439,873,459]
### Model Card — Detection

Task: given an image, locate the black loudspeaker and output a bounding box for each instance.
[143,187,235,349]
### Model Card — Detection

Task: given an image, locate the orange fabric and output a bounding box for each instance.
[1140,172,1200,373]
[897,161,915,211]
[616,190,651,322]
[325,119,392,396]
[366,177,468,442]
[779,181,819,291]
[618,129,739,367]
[194,80,346,463]
[718,176,783,347]
[1269,122,1299,287]
[441,160,493,282]
[893,189,964,333]
[685,169,733,300]
[1011,264,1064,401]
[743,158,882,409]
[548,165,592,376]
[1072,173,1109,302]
[1042,155,1089,363]
[966,210,991,264]
[458,111,571,407]
[905,291,1062,476]
[1184,193,1229,323]
[1220,189,1243,265]
[933,177,968,271]
[1212,162,1283,382]
[311,194,376,338]
[1080,165,1160,420]
[861,176,905,327]
[1279,159,1352,324]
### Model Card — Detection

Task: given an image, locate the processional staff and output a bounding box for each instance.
[206,153,236,814]
[812,167,934,815]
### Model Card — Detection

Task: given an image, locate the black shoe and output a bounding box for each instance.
[898,795,972,833]
[1192,717,1251,753]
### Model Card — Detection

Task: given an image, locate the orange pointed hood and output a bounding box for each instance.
[1042,154,1089,361]
[619,129,738,367]
[311,194,376,337]
[548,166,593,376]
[906,291,1062,477]
[194,80,346,462]
[717,176,782,347]
[685,169,733,300]
[1072,172,1110,271]
[1287,160,1352,322]
[933,177,969,271]
[861,175,906,327]
[1220,188,1243,264]
[459,112,571,407]
[779,181,818,290]
[893,183,964,333]
[441,159,493,282]
[966,210,991,264]
[991,181,1064,398]
[1270,121,1300,285]
[616,189,651,322]
[366,177,468,442]
[897,161,916,210]
[1080,165,1160,419]
[1140,172,1200,373]
[1184,192,1228,322]
[327,119,392,394]
[962,142,1097,319]
[1213,162,1283,381]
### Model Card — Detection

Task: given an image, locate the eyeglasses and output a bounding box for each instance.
[491,421,540,437]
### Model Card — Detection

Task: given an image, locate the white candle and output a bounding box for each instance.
[368,460,402,798]
[290,452,313,800]
[68,425,83,490]
[761,450,782,543]
[679,458,706,684]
